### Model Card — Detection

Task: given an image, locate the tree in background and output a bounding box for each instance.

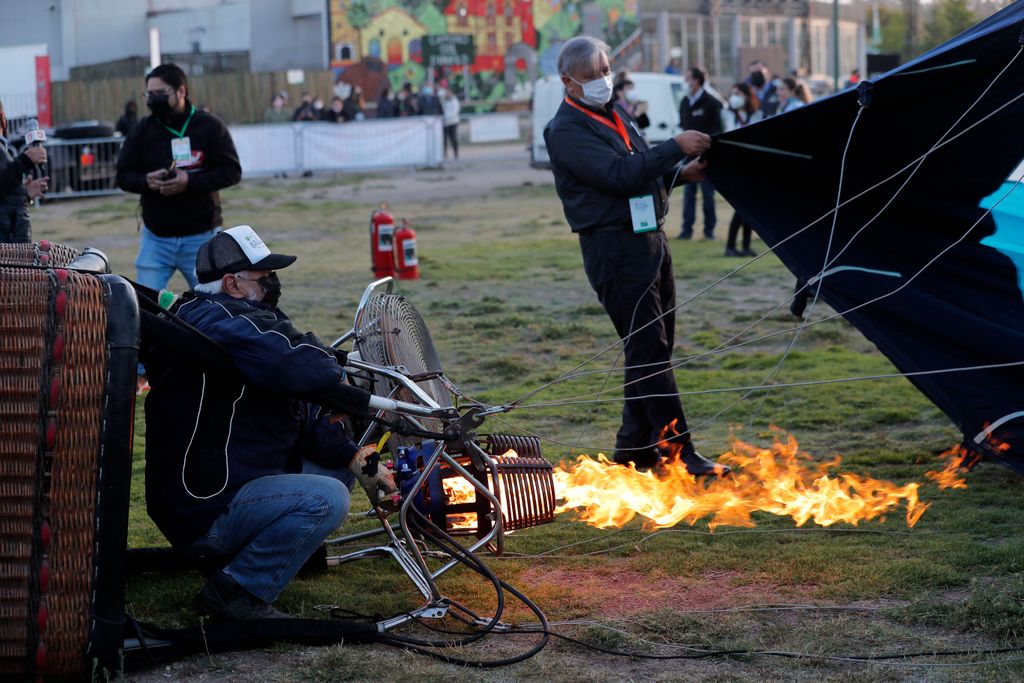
[922,0,975,51]
[873,5,909,58]
[349,0,380,54]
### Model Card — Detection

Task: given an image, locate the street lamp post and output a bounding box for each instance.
[833,0,840,91]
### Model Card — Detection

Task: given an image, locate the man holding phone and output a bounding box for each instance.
[116,63,241,292]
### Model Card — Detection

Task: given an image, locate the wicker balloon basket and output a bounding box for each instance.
[0,242,138,680]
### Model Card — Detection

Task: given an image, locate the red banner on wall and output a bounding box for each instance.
[35,55,52,128]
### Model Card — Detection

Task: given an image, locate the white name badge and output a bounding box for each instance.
[629,194,657,233]
[171,137,192,164]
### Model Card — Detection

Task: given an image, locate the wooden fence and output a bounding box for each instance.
[52,70,338,127]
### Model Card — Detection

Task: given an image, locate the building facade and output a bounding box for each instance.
[638,0,866,90]
[0,0,331,82]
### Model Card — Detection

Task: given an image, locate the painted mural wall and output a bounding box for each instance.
[328,0,637,106]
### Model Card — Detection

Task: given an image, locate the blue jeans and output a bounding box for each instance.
[135,226,218,291]
[187,466,353,603]
[136,226,217,375]
[681,178,717,237]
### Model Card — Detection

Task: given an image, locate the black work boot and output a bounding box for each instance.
[612,446,661,470]
[198,571,294,621]
[680,441,730,477]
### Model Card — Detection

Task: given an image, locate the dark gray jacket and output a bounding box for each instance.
[0,138,33,243]
[545,99,685,232]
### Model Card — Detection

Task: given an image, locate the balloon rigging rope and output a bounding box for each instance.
[489,46,1024,454]
[508,48,1024,413]
[499,167,1024,453]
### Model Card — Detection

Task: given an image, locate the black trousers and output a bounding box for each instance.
[443,124,459,158]
[579,229,691,451]
[726,211,751,251]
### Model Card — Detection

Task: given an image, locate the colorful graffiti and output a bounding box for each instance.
[328,0,637,104]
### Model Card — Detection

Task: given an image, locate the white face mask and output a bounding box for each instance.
[572,74,613,107]
[624,89,638,103]
[728,94,745,110]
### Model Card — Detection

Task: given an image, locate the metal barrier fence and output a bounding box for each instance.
[230,117,444,177]
[38,136,124,199]
[31,116,447,199]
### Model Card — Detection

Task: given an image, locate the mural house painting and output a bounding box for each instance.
[328,0,638,106]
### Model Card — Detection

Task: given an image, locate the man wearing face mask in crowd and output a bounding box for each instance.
[746,61,780,117]
[142,225,397,621]
[677,67,722,241]
[116,63,242,294]
[544,36,727,476]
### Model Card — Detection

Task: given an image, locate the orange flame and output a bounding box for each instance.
[554,424,933,531]
[924,434,1007,489]
[924,445,973,489]
[441,449,520,530]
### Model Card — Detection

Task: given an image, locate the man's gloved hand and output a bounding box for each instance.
[349,445,399,509]
[333,348,348,367]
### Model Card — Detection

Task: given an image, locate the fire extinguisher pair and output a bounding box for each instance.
[370,208,419,280]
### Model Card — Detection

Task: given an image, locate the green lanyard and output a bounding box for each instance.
[161,106,195,138]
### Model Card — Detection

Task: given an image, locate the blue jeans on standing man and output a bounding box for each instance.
[135,225,219,291]
[135,226,218,376]
[186,463,355,604]
[680,178,717,239]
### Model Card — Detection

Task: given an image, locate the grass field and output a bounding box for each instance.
[35,158,1024,681]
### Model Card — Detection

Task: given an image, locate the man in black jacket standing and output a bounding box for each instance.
[678,67,722,240]
[116,63,241,292]
[544,36,727,476]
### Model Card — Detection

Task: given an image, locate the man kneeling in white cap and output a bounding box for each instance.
[141,225,398,621]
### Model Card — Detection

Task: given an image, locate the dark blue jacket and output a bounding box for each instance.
[679,88,723,136]
[0,138,32,242]
[144,292,360,549]
[544,98,686,232]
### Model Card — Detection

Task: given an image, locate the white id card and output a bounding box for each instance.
[629,194,657,233]
[171,137,192,165]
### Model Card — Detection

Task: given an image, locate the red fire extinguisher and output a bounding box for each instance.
[393,218,420,280]
[369,207,396,278]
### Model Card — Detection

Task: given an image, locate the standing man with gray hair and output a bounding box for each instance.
[544,36,727,476]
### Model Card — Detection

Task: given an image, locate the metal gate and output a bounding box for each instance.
[39,137,124,199]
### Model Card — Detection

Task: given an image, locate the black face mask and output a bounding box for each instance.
[257,272,282,307]
[147,93,173,118]
[750,72,766,89]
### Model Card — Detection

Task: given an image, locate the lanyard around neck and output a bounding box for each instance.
[161,106,195,138]
[564,97,632,153]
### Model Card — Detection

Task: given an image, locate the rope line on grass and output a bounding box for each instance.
[505,357,1024,409]
[496,168,1024,453]
[544,45,1024,410]
[507,52,1024,421]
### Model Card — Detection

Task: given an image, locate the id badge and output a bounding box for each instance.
[629,194,657,233]
[171,137,192,165]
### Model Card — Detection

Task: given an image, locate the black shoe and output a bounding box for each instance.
[724,247,742,257]
[682,449,730,477]
[612,447,661,470]
[677,231,693,240]
[703,232,715,240]
[741,248,758,257]
[198,571,294,621]
[790,277,810,319]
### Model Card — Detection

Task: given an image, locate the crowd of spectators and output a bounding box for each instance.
[262,81,460,125]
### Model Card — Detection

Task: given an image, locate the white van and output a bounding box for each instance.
[531,72,723,167]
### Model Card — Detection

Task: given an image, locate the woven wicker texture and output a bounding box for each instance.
[44,271,105,676]
[0,268,50,675]
[0,266,106,678]
[0,242,80,268]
